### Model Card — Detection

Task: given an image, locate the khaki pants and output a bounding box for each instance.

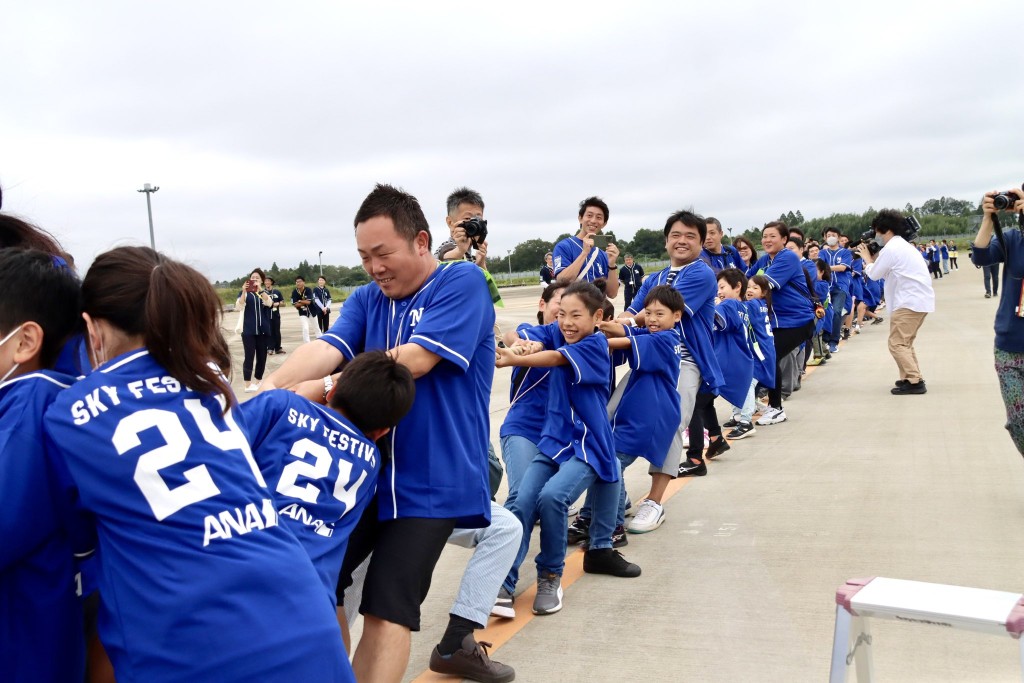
[888,309,927,382]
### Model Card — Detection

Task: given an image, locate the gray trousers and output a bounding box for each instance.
[660,361,702,474]
[778,346,802,395]
[343,501,522,627]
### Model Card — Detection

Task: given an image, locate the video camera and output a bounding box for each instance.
[461,217,488,247]
[857,215,922,253]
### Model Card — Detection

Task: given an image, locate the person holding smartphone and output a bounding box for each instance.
[236,268,273,392]
[553,196,620,298]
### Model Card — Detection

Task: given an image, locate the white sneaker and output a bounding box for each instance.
[683,428,690,449]
[756,407,787,425]
[244,381,261,393]
[627,499,665,534]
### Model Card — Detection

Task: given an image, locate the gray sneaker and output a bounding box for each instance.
[533,572,563,615]
[490,587,515,619]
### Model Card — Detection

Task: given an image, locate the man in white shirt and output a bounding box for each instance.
[857,209,935,394]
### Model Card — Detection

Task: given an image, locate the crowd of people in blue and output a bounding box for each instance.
[2,180,1021,683]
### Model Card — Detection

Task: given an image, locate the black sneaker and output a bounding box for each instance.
[894,379,909,388]
[677,459,707,477]
[567,516,590,545]
[429,635,515,683]
[842,327,851,340]
[704,436,731,460]
[726,422,756,440]
[722,417,740,428]
[871,317,884,325]
[583,548,642,578]
[891,380,926,395]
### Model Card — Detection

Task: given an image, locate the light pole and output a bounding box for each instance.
[137,183,160,250]
[507,250,512,280]
[318,251,323,277]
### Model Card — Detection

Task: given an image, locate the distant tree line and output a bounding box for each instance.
[219,196,983,284]
[218,260,371,289]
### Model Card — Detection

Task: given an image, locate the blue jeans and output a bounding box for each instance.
[502,455,618,592]
[827,288,848,345]
[499,434,542,509]
[733,378,758,423]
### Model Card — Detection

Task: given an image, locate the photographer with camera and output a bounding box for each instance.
[553,196,620,298]
[973,185,1024,455]
[856,209,934,395]
[436,187,488,267]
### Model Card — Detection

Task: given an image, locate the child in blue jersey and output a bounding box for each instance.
[0,248,90,683]
[240,350,414,603]
[687,268,754,461]
[808,260,833,365]
[495,281,640,616]
[601,285,684,533]
[728,275,776,439]
[499,282,566,508]
[43,247,352,683]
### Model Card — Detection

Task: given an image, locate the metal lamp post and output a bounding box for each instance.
[319,251,323,277]
[507,250,512,279]
[137,183,160,250]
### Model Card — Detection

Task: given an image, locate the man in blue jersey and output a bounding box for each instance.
[701,217,746,273]
[263,184,495,683]
[0,248,91,683]
[606,210,722,516]
[553,196,621,298]
[820,226,853,352]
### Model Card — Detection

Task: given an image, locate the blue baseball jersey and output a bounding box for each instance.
[940,244,949,259]
[239,391,379,604]
[499,322,563,442]
[322,260,494,528]
[1,371,88,683]
[746,250,815,329]
[850,258,865,301]
[539,333,618,482]
[700,245,746,274]
[44,350,351,683]
[820,247,853,292]
[553,235,611,281]
[713,299,755,407]
[627,260,723,396]
[972,229,1024,353]
[611,328,683,467]
[862,274,881,308]
[744,299,776,388]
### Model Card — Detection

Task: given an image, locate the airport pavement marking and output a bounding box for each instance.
[410,476,696,682]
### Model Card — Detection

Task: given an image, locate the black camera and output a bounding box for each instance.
[854,231,882,256]
[459,217,488,247]
[994,190,1022,211]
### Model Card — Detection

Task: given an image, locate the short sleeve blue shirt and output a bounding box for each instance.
[746,251,815,329]
[744,299,776,388]
[44,350,352,683]
[627,261,723,395]
[611,328,683,467]
[553,236,611,281]
[820,247,853,292]
[240,391,379,604]
[1,371,87,683]
[713,299,755,407]
[321,261,495,528]
[538,333,618,482]
[499,322,562,442]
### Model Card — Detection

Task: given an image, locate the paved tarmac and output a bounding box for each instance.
[227,267,1024,682]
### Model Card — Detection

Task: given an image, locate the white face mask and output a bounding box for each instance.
[0,324,25,384]
[826,236,839,247]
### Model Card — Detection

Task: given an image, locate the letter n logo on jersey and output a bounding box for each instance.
[409,307,424,328]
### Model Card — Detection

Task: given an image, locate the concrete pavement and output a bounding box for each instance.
[228,267,1024,682]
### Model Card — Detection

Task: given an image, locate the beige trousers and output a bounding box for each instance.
[888,309,928,382]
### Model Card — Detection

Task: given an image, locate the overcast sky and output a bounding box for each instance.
[3,1,1022,281]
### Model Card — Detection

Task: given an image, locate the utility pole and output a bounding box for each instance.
[318,251,323,277]
[137,183,160,250]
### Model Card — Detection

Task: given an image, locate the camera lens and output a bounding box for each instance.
[994,193,1014,210]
